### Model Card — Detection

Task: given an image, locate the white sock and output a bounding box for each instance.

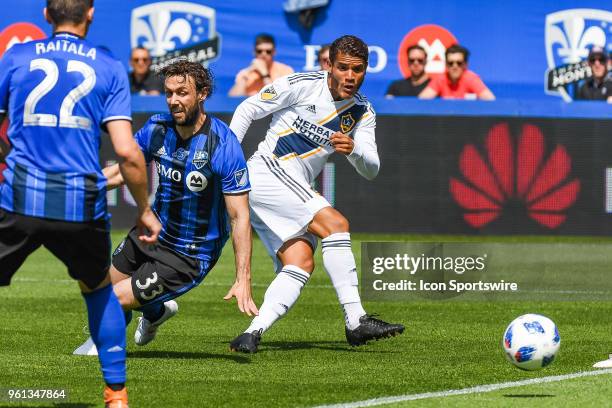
[245,265,310,334]
[321,232,366,330]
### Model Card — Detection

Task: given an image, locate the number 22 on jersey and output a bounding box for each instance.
[23,58,96,130]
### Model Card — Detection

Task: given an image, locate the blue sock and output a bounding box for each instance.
[82,284,126,385]
[139,302,165,322]
[124,310,133,327]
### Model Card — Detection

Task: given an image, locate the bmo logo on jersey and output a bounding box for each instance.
[156,162,181,182]
[186,170,207,192]
[156,162,207,192]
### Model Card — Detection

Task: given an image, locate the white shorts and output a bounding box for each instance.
[247,154,329,271]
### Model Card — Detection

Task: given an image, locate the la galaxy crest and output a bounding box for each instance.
[340,112,356,134]
[260,85,278,101]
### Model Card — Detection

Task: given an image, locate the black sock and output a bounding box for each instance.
[107,383,125,391]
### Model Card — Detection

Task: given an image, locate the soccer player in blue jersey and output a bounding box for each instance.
[0,1,161,407]
[73,59,258,356]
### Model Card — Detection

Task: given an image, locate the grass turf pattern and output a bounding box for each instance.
[1,233,611,407]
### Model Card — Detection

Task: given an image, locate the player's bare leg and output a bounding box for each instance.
[309,207,404,346]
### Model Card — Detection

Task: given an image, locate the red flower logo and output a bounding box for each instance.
[450,123,580,229]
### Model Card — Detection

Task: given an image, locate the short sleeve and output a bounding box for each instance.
[211,131,251,194]
[467,72,487,94]
[0,47,15,113]
[102,60,132,124]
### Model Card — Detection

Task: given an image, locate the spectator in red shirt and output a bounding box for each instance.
[419,44,495,100]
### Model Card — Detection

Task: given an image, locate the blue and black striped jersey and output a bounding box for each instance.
[136,113,250,261]
[0,32,131,221]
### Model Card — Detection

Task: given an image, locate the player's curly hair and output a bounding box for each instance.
[160,60,214,98]
[329,35,369,65]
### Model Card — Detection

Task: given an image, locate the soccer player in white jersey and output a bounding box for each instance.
[228,35,404,352]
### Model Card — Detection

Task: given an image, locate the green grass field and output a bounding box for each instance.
[1,233,612,407]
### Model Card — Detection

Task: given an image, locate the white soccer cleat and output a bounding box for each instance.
[73,336,98,356]
[593,354,612,368]
[134,300,178,346]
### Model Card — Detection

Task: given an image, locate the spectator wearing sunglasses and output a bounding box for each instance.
[129,46,164,95]
[229,33,294,96]
[576,46,612,102]
[419,44,494,100]
[386,45,430,97]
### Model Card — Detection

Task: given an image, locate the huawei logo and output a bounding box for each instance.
[450,123,580,229]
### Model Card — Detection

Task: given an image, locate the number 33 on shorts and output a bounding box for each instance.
[135,270,164,301]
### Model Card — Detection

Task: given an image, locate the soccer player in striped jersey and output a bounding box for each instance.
[73,60,257,357]
[0,1,161,406]
[229,35,404,353]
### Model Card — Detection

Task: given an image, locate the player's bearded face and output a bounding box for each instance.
[328,52,366,100]
[165,75,204,126]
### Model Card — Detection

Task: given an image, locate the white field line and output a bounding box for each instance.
[311,369,612,408]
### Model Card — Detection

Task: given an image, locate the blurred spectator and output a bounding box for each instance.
[229,33,294,96]
[419,44,494,100]
[318,44,331,71]
[386,45,430,97]
[129,46,164,95]
[576,46,612,102]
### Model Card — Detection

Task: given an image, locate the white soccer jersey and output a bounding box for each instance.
[230,71,379,183]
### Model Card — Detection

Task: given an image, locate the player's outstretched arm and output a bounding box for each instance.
[230,76,297,143]
[222,192,258,316]
[107,120,161,243]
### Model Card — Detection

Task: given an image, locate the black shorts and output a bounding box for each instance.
[0,208,110,289]
[112,228,214,305]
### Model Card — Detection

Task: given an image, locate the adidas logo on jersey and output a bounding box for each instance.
[306,105,316,114]
[156,145,167,157]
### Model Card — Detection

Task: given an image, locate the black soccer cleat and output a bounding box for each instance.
[229,330,262,353]
[345,315,405,346]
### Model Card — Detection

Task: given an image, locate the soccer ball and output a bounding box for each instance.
[502,314,560,371]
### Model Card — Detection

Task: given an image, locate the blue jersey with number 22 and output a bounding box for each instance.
[0,32,131,222]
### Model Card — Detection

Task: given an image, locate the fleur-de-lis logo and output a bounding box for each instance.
[545,9,612,101]
[131,2,217,57]
[133,9,191,57]
[547,13,606,64]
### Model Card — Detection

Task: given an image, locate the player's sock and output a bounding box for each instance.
[245,265,310,334]
[82,284,126,385]
[139,302,165,322]
[321,232,367,330]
